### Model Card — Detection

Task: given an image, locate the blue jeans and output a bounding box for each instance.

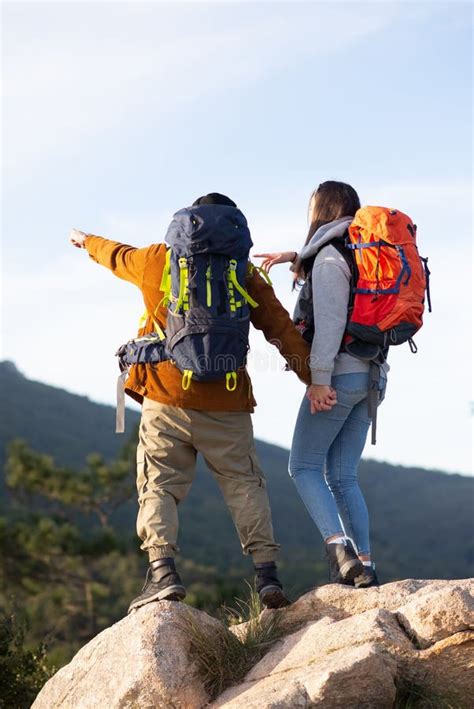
[289,372,381,556]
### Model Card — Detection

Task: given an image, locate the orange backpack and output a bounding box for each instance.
[344,206,431,358]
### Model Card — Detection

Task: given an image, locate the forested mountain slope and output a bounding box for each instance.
[1,360,472,584]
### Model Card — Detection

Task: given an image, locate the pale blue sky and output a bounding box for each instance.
[2,1,472,474]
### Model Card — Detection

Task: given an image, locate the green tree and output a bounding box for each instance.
[0,439,140,666]
[5,439,136,527]
[0,610,54,709]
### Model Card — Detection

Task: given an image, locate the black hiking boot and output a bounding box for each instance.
[354,563,379,588]
[128,558,186,614]
[325,540,363,584]
[326,546,355,586]
[254,562,290,609]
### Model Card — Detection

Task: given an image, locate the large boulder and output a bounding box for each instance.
[266,577,473,634]
[229,608,412,684]
[396,584,473,648]
[411,631,474,706]
[213,642,398,709]
[33,578,474,709]
[219,578,473,709]
[212,609,408,708]
[32,601,222,709]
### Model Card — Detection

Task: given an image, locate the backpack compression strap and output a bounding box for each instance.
[228,260,258,308]
[206,264,212,307]
[159,249,172,306]
[248,262,273,286]
[175,257,190,312]
[138,309,166,341]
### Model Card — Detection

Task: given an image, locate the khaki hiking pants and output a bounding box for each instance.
[136,399,280,564]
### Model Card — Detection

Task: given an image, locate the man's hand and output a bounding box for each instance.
[70,228,88,249]
[306,384,337,414]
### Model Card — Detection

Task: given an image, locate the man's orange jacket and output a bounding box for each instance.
[85,235,311,412]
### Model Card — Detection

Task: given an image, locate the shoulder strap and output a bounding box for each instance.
[329,232,357,310]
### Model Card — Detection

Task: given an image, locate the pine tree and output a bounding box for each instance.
[0,437,141,666]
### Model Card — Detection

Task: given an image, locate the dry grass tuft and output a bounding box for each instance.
[182,584,283,699]
[394,678,460,709]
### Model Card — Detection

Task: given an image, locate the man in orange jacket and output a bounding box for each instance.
[70,193,311,612]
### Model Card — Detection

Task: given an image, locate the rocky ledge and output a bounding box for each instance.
[33,578,473,708]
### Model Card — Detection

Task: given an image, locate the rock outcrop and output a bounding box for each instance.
[32,602,223,709]
[33,578,474,709]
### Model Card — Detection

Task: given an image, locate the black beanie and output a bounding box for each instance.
[192,192,237,208]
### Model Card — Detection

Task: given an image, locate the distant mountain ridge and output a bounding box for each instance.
[0,360,140,468]
[1,360,473,585]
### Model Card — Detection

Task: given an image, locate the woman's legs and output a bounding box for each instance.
[289,374,368,542]
[289,392,345,540]
[325,398,371,557]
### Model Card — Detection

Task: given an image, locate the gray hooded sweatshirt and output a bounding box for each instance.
[296,216,370,385]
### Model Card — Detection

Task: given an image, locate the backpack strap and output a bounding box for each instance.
[159,248,172,306]
[330,233,357,310]
[228,259,258,308]
[115,369,129,434]
[250,263,273,286]
[138,309,166,341]
[420,256,432,313]
[205,262,213,307]
[367,362,380,445]
[175,257,190,312]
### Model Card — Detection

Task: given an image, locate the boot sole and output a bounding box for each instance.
[127,585,186,614]
[259,585,291,609]
[339,559,364,582]
[354,575,379,589]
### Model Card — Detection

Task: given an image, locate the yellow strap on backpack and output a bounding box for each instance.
[253,265,273,286]
[206,265,212,307]
[138,310,166,341]
[152,318,166,341]
[226,372,238,392]
[227,274,237,313]
[182,369,193,390]
[175,257,190,312]
[138,310,148,329]
[159,249,172,305]
[228,260,258,308]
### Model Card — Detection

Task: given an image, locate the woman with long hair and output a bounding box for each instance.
[256,181,387,588]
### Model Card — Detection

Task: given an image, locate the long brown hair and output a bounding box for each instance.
[293,180,360,285]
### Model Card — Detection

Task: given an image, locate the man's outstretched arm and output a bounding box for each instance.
[69,228,164,289]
